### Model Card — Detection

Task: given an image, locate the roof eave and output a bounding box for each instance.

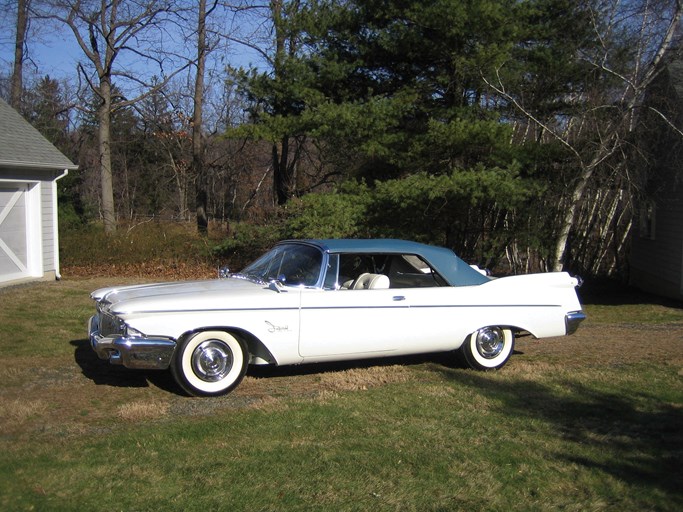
[0,160,78,171]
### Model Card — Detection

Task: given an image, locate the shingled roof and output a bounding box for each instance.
[0,98,77,171]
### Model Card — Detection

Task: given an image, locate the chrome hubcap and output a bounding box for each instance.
[191,340,234,382]
[475,327,505,359]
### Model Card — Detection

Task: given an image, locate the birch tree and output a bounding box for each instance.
[483,0,683,271]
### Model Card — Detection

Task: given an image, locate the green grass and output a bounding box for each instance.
[0,280,96,357]
[0,276,681,511]
[584,302,683,324]
[580,279,683,324]
[1,365,680,511]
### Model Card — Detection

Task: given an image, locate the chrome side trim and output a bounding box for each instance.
[88,315,176,370]
[565,310,587,335]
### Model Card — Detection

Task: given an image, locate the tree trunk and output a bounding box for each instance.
[98,79,116,234]
[270,0,296,205]
[194,0,208,234]
[551,156,601,271]
[273,138,293,205]
[11,0,29,110]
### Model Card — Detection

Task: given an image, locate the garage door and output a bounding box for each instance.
[0,184,31,282]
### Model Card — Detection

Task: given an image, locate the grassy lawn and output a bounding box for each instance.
[0,276,681,511]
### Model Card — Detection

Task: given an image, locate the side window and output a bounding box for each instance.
[334,252,446,289]
[336,254,390,289]
[338,254,373,288]
[276,246,323,286]
[387,254,446,288]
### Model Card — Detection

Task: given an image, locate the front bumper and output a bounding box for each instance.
[88,315,176,370]
[565,310,587,335]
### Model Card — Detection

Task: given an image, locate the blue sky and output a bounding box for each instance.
[0,4,268,95]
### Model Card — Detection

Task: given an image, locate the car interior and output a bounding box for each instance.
[336,253,447,289]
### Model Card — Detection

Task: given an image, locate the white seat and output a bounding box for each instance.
[351,273,390,290]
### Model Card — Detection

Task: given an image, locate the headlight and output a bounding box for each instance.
[99,312,126,337]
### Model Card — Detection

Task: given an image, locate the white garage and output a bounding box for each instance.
[0,99,77,286]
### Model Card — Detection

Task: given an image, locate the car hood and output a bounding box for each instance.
[92,278,280,315]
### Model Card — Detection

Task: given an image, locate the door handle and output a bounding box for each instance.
[393,296,406,301]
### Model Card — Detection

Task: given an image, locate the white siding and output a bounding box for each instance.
[41,179,56,273]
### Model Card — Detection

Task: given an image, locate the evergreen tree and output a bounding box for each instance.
[24,76,71,151]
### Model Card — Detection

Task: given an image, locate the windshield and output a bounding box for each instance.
[240,244,323,287]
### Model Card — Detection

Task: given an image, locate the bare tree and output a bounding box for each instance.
[10,0,30,109]
[193,0,221,234]
[484,0,683,271]
[35,0,191,233]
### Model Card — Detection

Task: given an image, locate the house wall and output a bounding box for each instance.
[630,108,683,299]
[630,194,683,301]
[41,178,58,275]
[630,63,683,301]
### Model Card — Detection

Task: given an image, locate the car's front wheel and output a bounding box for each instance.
[458,326,514,370]
[171,330,248,397]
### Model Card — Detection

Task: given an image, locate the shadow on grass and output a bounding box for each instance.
[71,335,459,396]
[433,366,683,498]
[579,277,683,308]
[70,339,184,395]
[246,351,457,379]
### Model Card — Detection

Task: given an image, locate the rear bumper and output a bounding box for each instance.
[88,315,176,370]
[565,310,587,335]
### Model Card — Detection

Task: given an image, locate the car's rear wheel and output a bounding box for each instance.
[458,326,514,370]
[171,330,248,397]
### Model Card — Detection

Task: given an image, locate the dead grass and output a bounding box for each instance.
[0,276,681,445]
[0,398,49,425]
[62,261,217,281]
[117,400,171,422]
[0,317,679,442]
[317,365,414,391]
[244,394,288,411]
[0,367,25,382]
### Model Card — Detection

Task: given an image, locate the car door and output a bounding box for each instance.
[397,286,474,351]
[298,286,410,360]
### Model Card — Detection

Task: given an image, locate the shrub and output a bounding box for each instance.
[284,183,371,239]
[60,221,216,267]
[212,222,285,268]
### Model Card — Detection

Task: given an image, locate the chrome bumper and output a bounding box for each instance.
[88,315,176,370]
[565,310,587,335]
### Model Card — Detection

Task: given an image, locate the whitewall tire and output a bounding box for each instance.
[458,327,514,370]
[171,330,248,397]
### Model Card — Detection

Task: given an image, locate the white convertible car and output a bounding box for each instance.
[88,239,586,396]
